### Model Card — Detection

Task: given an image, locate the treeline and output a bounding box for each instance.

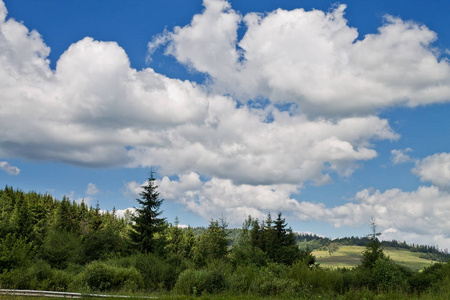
[1,181,450,299]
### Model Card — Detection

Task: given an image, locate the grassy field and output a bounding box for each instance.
[312,245,436,271]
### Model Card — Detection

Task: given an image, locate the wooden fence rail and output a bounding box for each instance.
[0,289,156,299]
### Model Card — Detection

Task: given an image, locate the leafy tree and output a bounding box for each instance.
[130,171,166,253]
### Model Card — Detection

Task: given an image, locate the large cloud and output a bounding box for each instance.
[0,0,397,186]
[127,98,397,185]
[154,0,450,116]
[0,6,209,167]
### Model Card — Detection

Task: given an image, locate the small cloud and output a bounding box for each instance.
[412,152,450,190]
[115,207,136,218]
[390,148,413,164]
[86,183,100,195]
[122,181,144,198]
[0,161,20,175]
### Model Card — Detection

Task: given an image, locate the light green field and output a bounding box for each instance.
[312,245,436,271]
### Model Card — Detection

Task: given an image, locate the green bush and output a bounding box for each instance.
[227,265,257,293]
[288,260,345,295]
[174,266,227,295]
[129,253,184,290]
[82,228,125,263]
[174,268,209,295]
[370,258,411,292]
[0,260,76,291]
[249,266,300,296]
[229,244,267,267]
[41,230,83,269]
[0,267,31,289]
[81,261,143,292]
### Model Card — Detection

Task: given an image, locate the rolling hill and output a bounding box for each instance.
[313,245,438,271]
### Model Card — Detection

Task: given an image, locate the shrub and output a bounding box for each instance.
[229,244,267,267]
[250,266,300,296]
[81,261,143,292]
[227,265,257,293]
[105,252,184,291]
[289,260,345,294]
[174,266,227,295]
[174,269,209,295]
[370,258,411,292]
[41,230,83,269]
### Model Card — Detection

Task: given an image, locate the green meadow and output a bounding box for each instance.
[313,245,436,271]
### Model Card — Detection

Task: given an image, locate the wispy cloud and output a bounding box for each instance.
[86,183,100,195]
[0,161,20,175]
[390,148,413,164]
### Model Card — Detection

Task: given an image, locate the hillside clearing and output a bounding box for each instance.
[313,245,437,271]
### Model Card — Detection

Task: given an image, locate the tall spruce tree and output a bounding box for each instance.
[130,170,166,253]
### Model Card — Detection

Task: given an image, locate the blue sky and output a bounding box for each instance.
[2,0,450,248]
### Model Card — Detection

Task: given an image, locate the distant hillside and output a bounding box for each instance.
[296,233,450,263]
[312,245,438,271]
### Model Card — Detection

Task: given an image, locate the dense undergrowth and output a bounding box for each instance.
[1,186,450,299]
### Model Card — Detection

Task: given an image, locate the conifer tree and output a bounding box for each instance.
[130,170,166,253]
[361,217,385,269]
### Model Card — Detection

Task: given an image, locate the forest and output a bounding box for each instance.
[1,175,450,299]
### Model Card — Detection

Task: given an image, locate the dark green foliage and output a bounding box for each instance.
[229,243,267,267]
[369,258,412,291]
[409,262,446,293]
[41,230,83,269]
[0,233,34,271]
[112,252,184,290]
[82,226,124,262]
[130,171,166,253]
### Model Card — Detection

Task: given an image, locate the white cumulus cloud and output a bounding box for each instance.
[154,0,450,116]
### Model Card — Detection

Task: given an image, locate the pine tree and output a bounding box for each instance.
[130,171,166,253]
[361,217,385,269]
